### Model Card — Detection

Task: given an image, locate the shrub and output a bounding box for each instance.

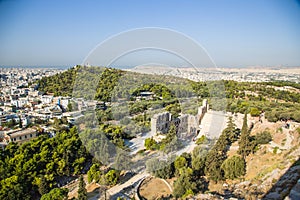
[196,135,207,145]
[273,146,279,154]
[105,169,120,186]
[144,137,158,150]
[146,157,174,179]
[221,156,246,180]
[255,131,272,144]
[250,107,260,117]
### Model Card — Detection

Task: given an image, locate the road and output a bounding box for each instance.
[124,131,155,155]
[88,172,149,200]
[107,172,149,196]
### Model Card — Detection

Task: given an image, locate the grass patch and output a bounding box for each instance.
[281,138,287,146]
[273,147,279,154]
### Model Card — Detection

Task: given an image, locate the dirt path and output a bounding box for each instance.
[67,175,101,199]
[107,172,149,196]
[88,172,150,200]
[283,129,293,149]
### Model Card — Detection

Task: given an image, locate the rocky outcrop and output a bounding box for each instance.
[263,165,300,200]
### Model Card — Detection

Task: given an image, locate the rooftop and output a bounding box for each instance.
[8,128,36,138]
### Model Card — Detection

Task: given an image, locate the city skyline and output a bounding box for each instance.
[0,0,300,67]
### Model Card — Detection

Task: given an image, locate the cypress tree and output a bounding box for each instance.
[78,175,87,200]
[223,116,238,143]
[238,112,251,158]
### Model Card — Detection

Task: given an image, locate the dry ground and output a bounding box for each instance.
[67,175,101,199]
[210,115,300,195]
[139,177,172,200]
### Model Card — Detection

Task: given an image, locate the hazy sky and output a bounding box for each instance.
[0,0,299,67]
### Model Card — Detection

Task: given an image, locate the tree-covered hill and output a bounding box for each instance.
[37,65,300,122]
[37,66,80,96]
[37,65,195,102]
[0,127,90,199]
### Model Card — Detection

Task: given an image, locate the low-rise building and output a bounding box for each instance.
[41,95,53,104]
[58,97,71,110]
[4,128,37,143]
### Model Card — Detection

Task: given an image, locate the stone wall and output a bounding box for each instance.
[151,99,208,137]
[176,114,198,139]
[176,114,189,134]
[151,112,172,134]
[197,99,208,124]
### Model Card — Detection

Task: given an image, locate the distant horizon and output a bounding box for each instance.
[0,64,300,71]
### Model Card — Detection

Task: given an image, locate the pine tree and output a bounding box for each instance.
[238,113,251,158]
[78,175,87,200]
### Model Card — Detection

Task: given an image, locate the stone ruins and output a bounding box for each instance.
[151,99,208,137]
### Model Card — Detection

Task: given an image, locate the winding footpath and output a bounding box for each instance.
[88,172,149,200]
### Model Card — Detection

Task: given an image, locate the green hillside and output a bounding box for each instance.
[37,65,300,122]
